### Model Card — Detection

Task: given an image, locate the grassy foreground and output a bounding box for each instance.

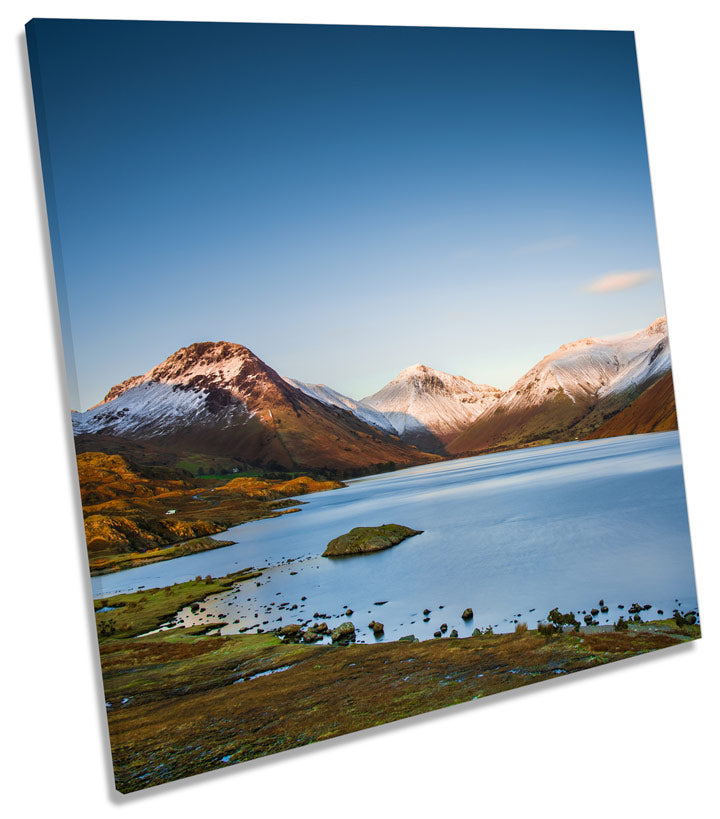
[97,576,700,793]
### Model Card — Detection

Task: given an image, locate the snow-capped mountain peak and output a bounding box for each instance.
[96,341,281,407]
[74,341,283,437]
[499,317,670,411]
[361,364,502,447]
[448,316,672,455]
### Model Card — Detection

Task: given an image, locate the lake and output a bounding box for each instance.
[92,431,698,641]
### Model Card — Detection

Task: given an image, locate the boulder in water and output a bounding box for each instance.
[331,622,356,644]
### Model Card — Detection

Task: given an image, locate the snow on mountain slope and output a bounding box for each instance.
[597,317,670,398]
[73,342,274,437]
[493,316,670,413]
[448,317,672,454]
[73,341,433,471]
[283,378,396,433]
[361,364,502,446]
[72,381,250,436]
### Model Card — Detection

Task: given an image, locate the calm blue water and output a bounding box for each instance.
[92,432,698,641]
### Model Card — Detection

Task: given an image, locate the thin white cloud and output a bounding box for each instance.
[514,236,577,255]
[586,269,656,294]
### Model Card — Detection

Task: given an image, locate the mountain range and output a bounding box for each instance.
[73,342,433,476]
[73,317,676,475]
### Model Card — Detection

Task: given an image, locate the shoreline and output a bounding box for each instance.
[94,563,700,644]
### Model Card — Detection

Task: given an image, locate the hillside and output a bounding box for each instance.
[78,452,345,573]
[588,371,678,438]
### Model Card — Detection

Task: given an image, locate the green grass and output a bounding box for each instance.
[195,470,264,481]
[94,569,261,639]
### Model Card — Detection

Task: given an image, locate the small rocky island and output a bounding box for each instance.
[322,524,423,557]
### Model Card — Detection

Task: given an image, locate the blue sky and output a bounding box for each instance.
[28,21,665,410]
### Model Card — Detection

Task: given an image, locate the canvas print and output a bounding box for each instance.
[27,19,700,793]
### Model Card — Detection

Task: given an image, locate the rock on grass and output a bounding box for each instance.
[322,524,423,557]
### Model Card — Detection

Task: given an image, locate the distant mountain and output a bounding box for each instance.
[283,378,396,434]
[361,364,502,453]
[73,342,434,475]
[448,317,673,454]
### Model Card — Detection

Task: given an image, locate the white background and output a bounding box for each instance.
[1,2,718,817]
